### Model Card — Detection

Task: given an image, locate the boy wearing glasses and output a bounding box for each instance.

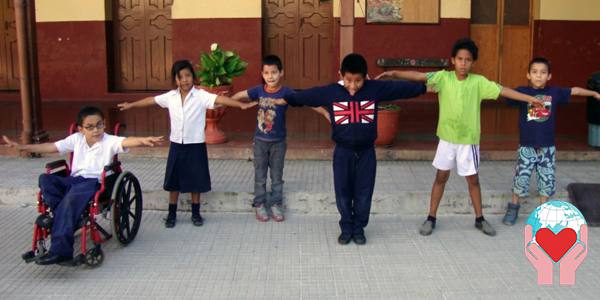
[3,106,163,265]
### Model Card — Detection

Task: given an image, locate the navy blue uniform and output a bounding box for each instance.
[285,80,426,235]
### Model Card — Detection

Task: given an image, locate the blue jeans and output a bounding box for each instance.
[39,174,99,257]
[253,139,286,206]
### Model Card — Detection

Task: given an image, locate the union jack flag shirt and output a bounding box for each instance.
[285,80,426,149]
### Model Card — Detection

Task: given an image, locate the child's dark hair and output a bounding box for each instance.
[262,55,283,71]
[340,53,368,77]
[451,38,478,61]
[171,60,196,85]
[528,57,552,73]
[76,106,104,126]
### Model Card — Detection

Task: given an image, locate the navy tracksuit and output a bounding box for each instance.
[286,80,426,234]
[39,174,99,257]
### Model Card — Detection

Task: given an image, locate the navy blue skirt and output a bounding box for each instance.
[164,142,211,193]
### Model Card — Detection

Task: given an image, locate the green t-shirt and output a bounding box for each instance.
[427,70,502,145]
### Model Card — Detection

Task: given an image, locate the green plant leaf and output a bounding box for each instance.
[198,43,248,86]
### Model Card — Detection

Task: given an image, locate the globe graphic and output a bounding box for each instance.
[526,200,587,243]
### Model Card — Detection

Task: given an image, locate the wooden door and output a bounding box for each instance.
[263,0,333,89]
[471,0,532,137]
[263,0,333,141]
[0,0,19,90]
[114,0,172,91]
[471,0,532,86]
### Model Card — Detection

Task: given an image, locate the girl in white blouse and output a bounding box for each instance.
[118,60,255,228]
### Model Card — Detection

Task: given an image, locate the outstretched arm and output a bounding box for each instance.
[2,135,58,153]
[121,136,164,148]
[215,95,257,110]
[118,97,157,111]
[572,87,600,100]
[231,90,250,102]
[310,107,331,123]
[375,70,428,82]
[500,87,544,108]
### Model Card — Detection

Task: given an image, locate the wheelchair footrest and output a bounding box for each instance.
[58,254,84,267]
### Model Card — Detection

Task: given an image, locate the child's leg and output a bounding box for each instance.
[49,177,99,258]
[512,146,536,204]
[253,140,269,207]
[504,147,536,225]
[511,193,521,205]
[191,192,200,204]
[169,191,179,204]
[38,174,71,210]
[428,169,450,217]
[455,144,486,218]
[166,191,179,223]
[190,192,203,225]
[268,140,287,206]
[333,146,355,236]
[429,140,456,218]
[465,174,483,217]
[535,146,556,204]
[351,147,376,237]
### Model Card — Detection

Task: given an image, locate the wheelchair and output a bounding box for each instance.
[21,122,143,267]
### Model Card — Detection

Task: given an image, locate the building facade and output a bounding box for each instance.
[1,0,599,147]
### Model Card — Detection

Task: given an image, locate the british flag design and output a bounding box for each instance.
[332,100,375,125]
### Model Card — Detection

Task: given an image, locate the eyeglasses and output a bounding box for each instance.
[82,122,105,131]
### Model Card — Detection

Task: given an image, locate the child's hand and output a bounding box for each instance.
[117,102,133,111]
[594,92,600,100]
[141,136,163,147]
[240,102,258,110]
[2,135,19,148]
[530,98,544,109]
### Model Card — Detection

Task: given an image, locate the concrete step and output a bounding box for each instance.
[0,158,596,216]
[0,186,568,216]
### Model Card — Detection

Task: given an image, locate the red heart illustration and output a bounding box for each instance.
[535,228,577,262]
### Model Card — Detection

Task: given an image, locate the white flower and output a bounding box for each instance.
[210,43,218,51]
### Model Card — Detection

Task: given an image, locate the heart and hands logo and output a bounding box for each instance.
[524,200,588,285]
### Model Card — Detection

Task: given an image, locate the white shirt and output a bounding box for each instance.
[155,87,217,144]
[54,133,127,180]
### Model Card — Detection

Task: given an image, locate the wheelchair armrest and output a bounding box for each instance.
[45,159,68,170]
[103,161,122,172]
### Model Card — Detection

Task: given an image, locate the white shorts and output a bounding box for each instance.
[432,139,480,176]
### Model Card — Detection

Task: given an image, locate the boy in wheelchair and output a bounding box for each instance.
[3,106,162,265]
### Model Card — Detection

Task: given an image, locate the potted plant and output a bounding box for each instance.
[375,103,401,146]
[197,43,248,144]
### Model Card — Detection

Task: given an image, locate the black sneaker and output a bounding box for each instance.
[352,234,367,245]
[338,233,352,245]
[164,216,176,228]
[191,215,204,226]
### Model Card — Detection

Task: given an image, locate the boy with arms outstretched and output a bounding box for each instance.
[502,57,600,225]
[3,106,162,265]
[275,53,427,244]
[231,55,329,222]
[376,38,544,236]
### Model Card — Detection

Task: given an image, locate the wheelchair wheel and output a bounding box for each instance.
[111,171,143,245]
[84,246,104,267]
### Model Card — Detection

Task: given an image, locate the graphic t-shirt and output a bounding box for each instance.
[506,86,571,147]
[247,85,293,141]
